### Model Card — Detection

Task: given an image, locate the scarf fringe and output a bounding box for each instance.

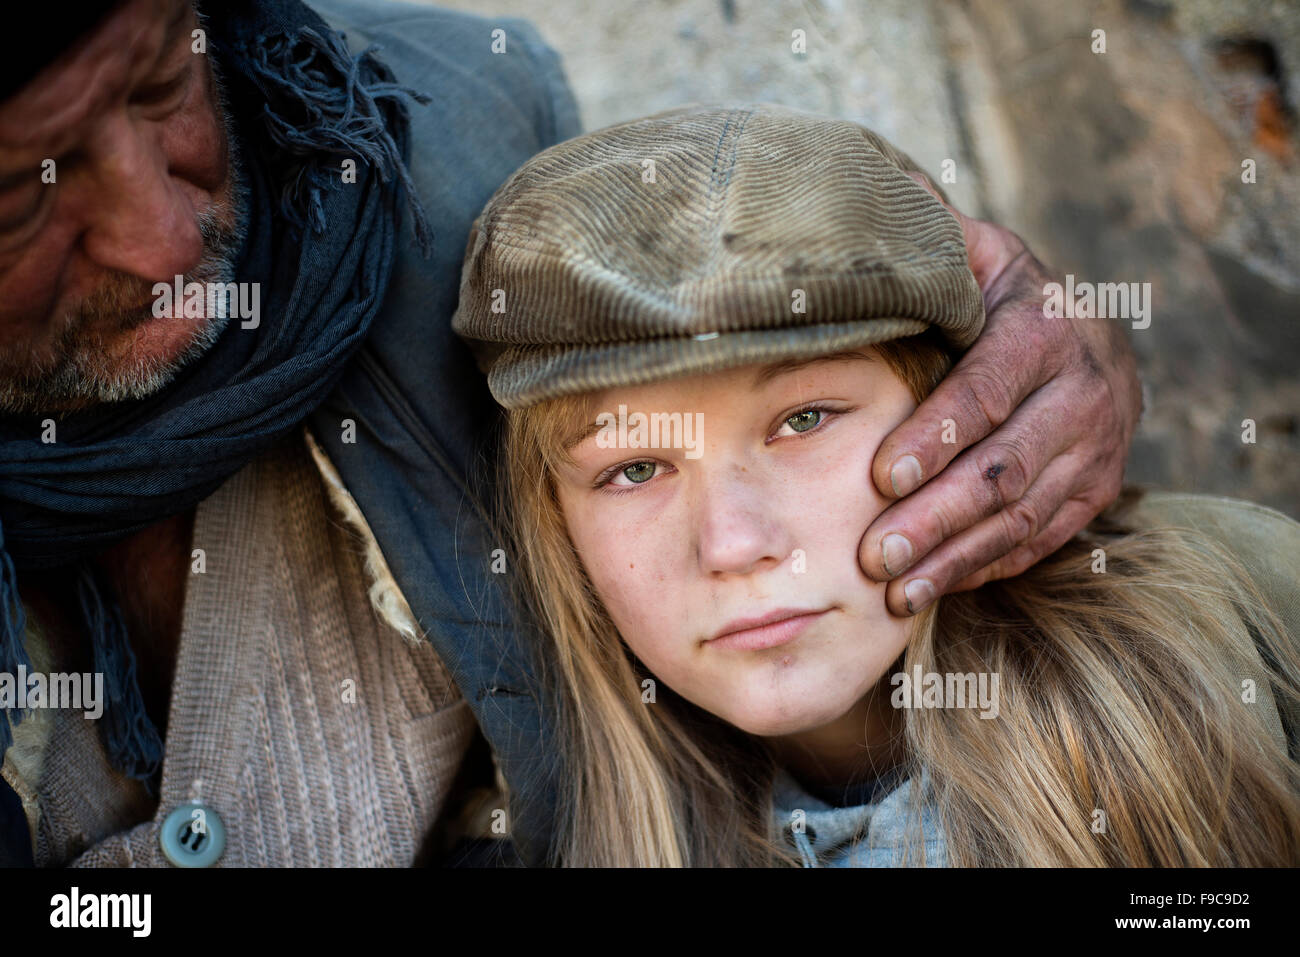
[76,565,163,783]
[243,25,433,255]
[0,540,33,757]
[0,544,159,786]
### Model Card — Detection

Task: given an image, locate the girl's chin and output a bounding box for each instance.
[715,696,863,739]
[697,662,887,737]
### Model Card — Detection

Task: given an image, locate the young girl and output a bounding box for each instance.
[452,103,1300,867]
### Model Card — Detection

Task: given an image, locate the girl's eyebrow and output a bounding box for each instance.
[751,349,876,387]
[564,419,603,451]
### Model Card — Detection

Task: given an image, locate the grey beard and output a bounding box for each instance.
[0,56,249,418]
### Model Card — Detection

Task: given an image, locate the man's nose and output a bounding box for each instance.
[695,465,791,577]
[77,113,204,283]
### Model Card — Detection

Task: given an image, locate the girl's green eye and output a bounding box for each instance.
[785,409,822,433]
[603,460,669,489]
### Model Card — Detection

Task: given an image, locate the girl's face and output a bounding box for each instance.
[554,349,917,738]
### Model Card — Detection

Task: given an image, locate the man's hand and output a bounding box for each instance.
[860,173,1143,617]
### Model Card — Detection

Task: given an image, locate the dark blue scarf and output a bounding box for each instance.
[0,0,429,782]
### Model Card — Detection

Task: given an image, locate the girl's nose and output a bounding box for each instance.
[694,464,793,577]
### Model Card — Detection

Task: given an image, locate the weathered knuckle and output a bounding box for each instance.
[964,454,1007,518]
[1017,299,1058,348]
[1081,456,1121,504]
[949,531,999,585]
[1097,472,1124,508]
[1090,488,1119,522]
[1003,498,1041,548]
[979,436,1034,504]
[1017,501,1078,564]
[1004,544,1040,579]
[957,366,1009,434]
[927,496,963,546]
[1083,371,1120,420]
[1058,312,1091,350]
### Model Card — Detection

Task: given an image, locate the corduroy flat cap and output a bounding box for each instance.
[452,102,984,409]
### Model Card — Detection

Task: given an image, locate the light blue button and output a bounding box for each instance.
[159,802,226,868]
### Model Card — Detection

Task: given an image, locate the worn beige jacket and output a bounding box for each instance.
[2,426,483,867]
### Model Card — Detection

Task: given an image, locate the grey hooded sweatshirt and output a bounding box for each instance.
[772,764,946,867]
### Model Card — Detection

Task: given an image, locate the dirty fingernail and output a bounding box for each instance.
[890,455,922,497]
[904,578,936,615]
[881,533,913,577]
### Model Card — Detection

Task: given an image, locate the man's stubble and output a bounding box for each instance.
[0,53,249,418]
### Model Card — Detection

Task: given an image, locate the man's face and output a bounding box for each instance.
[0,0,241,415]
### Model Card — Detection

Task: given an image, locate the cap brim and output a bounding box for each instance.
[487,318,935,409]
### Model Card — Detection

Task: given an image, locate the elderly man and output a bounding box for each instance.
[0,0,1141,867]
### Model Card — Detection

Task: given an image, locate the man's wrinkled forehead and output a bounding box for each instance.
[0,0,190,151]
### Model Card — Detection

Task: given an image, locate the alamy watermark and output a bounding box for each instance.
[594,404,704,459]
[152,274,260,329]
[890,665,1000,719]
[1043,273,1151,329]
[50,887,150,937]
[0,666,104,720]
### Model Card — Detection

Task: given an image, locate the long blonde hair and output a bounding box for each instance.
[496,328,1300,866]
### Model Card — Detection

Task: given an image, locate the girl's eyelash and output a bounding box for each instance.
[592,460,667,492]
[767,402,847,443]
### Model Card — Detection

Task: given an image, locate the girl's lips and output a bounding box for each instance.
[705,609,830,651]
